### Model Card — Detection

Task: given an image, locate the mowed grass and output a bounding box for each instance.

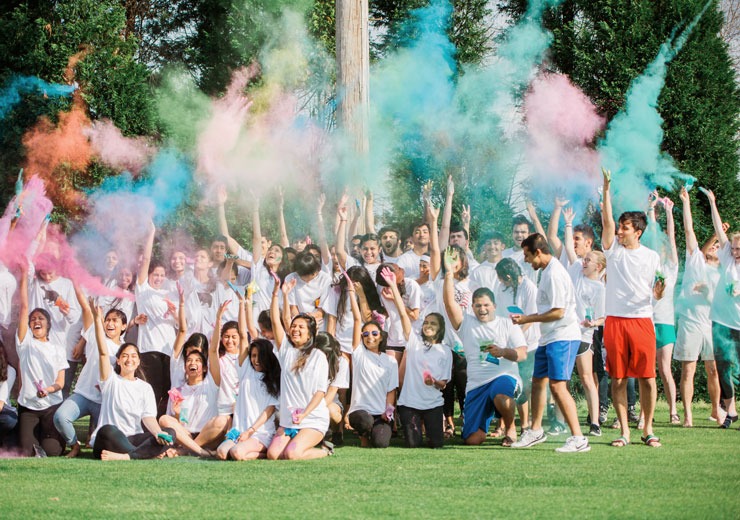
[0,402,738,520]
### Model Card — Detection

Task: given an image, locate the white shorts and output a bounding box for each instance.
[674,320,714,361]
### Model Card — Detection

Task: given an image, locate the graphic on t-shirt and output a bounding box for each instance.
[478,341,500,365]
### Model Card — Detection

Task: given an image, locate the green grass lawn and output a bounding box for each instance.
[0,402,738,519]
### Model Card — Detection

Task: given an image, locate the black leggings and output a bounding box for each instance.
[348,410,392,448]
[18,404,65,457]
[139,352,171,417]
[398,405,444,448]
[713,322,740,401]
[443,351,467,418]
[93,425,176,460]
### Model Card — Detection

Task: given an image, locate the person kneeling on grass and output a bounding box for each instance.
[382,267,451,449]
[442,248,527,447]
[89,305,174,460]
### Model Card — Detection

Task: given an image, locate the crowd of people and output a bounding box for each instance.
[0,169,738,460]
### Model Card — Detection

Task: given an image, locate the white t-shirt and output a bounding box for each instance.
[570,270,606,343]
[397,334,452,410]
[710,242,740,330]
[213,282,244,323]
[494,277,541,351]
[74,326,119,403]
[382,279,421,347]
[167,374,219,433]
[28,273,82,360]
[425,275,472,353]
[536,258,581,345]
[652,261,678,326]
[250,262,278,329]
[345,256,383,281]
[322,287,355,354]
[0,263,18,329]
[90,374,157,444]
[396,251,424,281]
[676,249,720,326]
[331,356,350,390]
[16,333,68,410]
[97,293,135,326]
[233,359,279,444]
[286,271,332,329]
[502,248,536,282]
[0,365,16,406]
[470,261,500,293]
[349,346,399,416]
[603,243,660,318]
[217,352,240,415]
[457,315,526,393]
[275,339,329,431]
[134,280,178,355]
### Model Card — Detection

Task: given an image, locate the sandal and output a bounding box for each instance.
[641,434,662,448]
[610,436,630,447]
[444,425,455,439]
[501,436,514,448]
[670,414,680,425]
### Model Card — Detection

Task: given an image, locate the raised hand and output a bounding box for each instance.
[554,196,570,209]
[563,207,576,225]
[679,186,689,204]
[281,277,297,295]
[461,204,471,226]
[443,246,457,272]
[216,184,227,206]
[380,267,397,287]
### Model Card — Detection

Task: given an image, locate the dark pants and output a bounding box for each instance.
[442,351,467,418]
[18,404,65,456]
[139,352,171,417]
[0,404,18,447]
[398,405,444,448]
[62,360,80,399]
[592,327,609,410]
[713,322,740,401]
[93,424,176,460]
[348,410,392,448]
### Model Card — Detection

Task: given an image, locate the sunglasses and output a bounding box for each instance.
[362,331,380,337]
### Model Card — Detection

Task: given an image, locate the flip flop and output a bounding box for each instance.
[501,436,515,447]
[641,434,662,448]
[610,436,629,447]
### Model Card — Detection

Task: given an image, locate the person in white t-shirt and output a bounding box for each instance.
[53,285,127,458]
[703,189,740,429]
[313,331,345,447]
[378,225,403,263]
[599,169,664,448]
[16,265,68,457]
[384,267,451,448]
[266,279,333,460]
[285,251,332,329]
[502,215,537,282]
[91,337,175,460]
[396,222,431,281]
[470,231,506,293]
[511,234,588,453]
[377,262,421,364]
[0,344,16,446]
[442,248,528,447]
[675,187,723,427]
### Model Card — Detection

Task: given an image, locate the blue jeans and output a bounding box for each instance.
[53,393,101,446]
[0,404,18,446]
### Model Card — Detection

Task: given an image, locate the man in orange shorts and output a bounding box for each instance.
[601,169,665,447]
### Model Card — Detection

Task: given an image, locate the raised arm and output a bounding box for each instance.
[425,186,442,280]
[277,186,290,248]
[17,264,29,343]
[348,280,362,351]
[348,197,362,242]
[461,204,472,255]
[601,168,615,250]
[73,283,93,331]
[442,248,463,330]
[93,301,112,382]
[137,221,155,287]
[526,201,547,240]
[251,194,263,264]
[236,291,250,368]
[380,267,412,341]
[547,197,569,258]
[663,198,678,265]
[216,185,242,254]
[171,283,188,361]
[209,301,228,387]
[243,284,259,341]
[281,278,296,334]
[679,187,698,255]
[315,193,332,266]
[335,193,349,269]
[365,189,375,234]
[270,276,285,348]
[439,175,454,249]
[702,189,728,248]
[562,207,577,265]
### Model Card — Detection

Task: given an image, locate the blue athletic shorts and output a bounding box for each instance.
[533,340,580,381]
[461,375,520,440]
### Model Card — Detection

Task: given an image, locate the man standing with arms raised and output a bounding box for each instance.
[600,169,664,447]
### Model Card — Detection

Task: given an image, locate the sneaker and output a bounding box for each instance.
[720,415,733,429]
[628,407,639,423]
[547,420,567,436]
[610,417,621,430]
[598,407,608,425]
[321,440,335,456]
[511,428,547,448]
[33,444,47,458]
[589,423,602,437]
[555,436,591,453]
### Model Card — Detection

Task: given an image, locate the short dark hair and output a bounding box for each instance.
[573,224,595,244]
[481,231,507,244]
[257,310,272,333]
[511,215,531,231]
[211,235,228,246]
[472,287,495,305]
[378,226,401,238]
[618,211,648,238]
[449,224,469,241]
[521,233,551,255]
[294,251,321,277]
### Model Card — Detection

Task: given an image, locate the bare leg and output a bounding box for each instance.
[550,380,582,437]
[704,361,721,420]
[101,450,131,461]
[638,377,658,438]
[517,401,530,430]
[680,361,696,427]
[282,428,328,460]
[230,437,267,460]
[193,415,231,450]
[216,440,235,460]
[530,377,547,431]
[494,395,517,442]
[576,351,598,426]
[158,415,209,456]
[611,378,630,440]
[267,428,292,460]
[657,345,677,417]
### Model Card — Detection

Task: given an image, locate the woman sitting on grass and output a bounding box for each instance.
[217,290,280,461]
[90,302,175,461]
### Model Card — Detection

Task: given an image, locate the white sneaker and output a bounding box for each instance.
[555,436,591,453]
[511,428,547,448]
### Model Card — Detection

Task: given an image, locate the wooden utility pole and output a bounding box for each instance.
[335,0,370,156]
